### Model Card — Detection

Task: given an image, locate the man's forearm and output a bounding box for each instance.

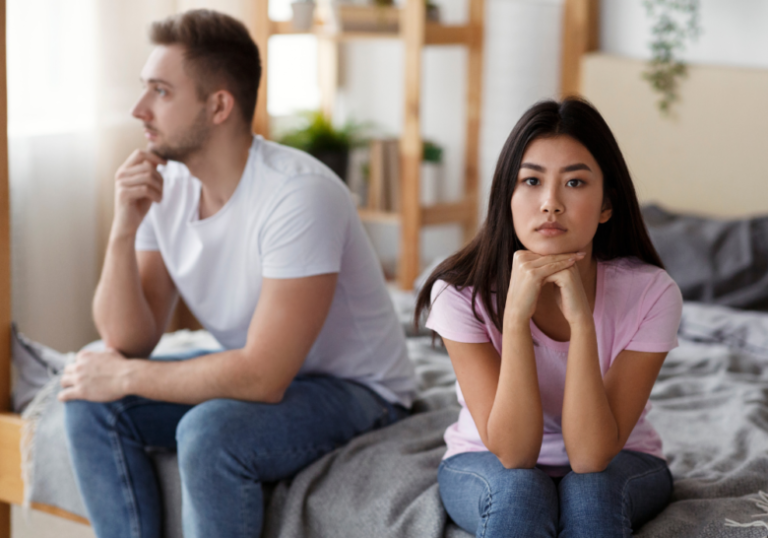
[121,349,285,405]
[94,234,160,356]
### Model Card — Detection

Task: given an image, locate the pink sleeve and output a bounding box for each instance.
[425,280,490,343]
[625,272,683,353]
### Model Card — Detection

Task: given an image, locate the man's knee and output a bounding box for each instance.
[63,399,111,444]
[176,400,247,476]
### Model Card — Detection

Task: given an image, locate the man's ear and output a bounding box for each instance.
[599,194,613,224]
[209,90,236,125]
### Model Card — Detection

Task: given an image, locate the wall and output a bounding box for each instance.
[601,0,768,69]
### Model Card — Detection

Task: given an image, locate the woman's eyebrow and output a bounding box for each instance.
[519,162,592,173]
[561,163,591,172]
[520,162,545,172]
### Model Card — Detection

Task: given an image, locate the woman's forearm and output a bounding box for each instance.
[485,319,544,469]
[561,320,620,472]
[93,234,160,356]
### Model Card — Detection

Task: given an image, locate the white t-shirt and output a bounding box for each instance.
[135,136,416,406]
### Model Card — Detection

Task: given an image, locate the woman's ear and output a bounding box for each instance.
[599,194,613,224]
[209,89,236,125]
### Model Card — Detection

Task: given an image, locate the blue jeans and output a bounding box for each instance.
[64,368,405,538]
[438,450,673,538]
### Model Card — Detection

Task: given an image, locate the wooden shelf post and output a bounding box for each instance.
[0,0,12,532]
[398,0,426,289]
[462,0,483,244]
[560,0,600,97]
[253,0,271,137]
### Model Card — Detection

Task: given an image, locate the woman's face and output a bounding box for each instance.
[510,135,612,256]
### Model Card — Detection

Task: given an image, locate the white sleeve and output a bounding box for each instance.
[134,207,160,251]
[260,176,351,279]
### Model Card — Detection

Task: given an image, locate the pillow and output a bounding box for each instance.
[642,204,768,311]
[11,324,70,413]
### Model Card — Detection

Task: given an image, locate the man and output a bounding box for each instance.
[61,9,415,538]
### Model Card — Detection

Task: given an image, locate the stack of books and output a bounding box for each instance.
[366,138,400,212]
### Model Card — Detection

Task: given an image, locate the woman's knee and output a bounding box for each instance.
[440,456,558,537]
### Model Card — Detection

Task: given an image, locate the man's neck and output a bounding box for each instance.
[184,129,253,220]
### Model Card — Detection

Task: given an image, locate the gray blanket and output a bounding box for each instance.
[24,303,768,537]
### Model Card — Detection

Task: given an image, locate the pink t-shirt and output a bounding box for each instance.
[426,257,683,467]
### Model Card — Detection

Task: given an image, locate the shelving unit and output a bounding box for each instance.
[251,0,484,290]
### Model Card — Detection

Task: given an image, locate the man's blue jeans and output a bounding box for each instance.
[438,450,673,538]
[64,369,405,538]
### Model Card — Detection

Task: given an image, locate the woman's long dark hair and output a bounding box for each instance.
[414,97,663,332]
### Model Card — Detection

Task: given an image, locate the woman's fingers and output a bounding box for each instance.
[531,258,580,282]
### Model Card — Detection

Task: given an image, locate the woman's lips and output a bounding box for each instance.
[536,222,567,236]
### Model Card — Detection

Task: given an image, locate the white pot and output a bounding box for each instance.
[420,162,443,206]
[291,2,316,31]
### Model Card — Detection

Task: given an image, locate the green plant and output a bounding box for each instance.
[642,0,701,115]
[278,110,359,154]
[422,140,443,163]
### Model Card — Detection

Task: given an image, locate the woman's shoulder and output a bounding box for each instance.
[600,257,682,313]
[601,257,676,287]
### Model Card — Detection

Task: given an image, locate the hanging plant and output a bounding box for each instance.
[642,0,701,114]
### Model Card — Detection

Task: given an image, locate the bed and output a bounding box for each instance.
[3,1,768,537]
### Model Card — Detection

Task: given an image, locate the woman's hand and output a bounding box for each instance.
[545,263,592,326]
[505,250,585,327]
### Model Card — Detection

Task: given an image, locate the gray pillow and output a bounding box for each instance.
[642,204,768,311]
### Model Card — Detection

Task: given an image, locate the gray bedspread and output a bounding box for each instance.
[24,302,768,537]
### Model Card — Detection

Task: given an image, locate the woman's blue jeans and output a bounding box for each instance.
[438,450,673,538]
[64,363,405,538]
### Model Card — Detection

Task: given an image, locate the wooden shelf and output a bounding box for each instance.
[357,208,401,224]
[358,199,477,227]
[253,0,484,289]
[269,19,470,45]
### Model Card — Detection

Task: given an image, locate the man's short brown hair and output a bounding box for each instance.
[150,9,261,128]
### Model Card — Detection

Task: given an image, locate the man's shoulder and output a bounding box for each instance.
[256,138,340,183]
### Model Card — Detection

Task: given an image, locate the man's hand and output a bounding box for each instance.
[112,150,167,240]
[58,349,132,403]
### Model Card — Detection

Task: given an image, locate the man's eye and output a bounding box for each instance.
[566,179,583,187]
[523,178,539,186]
[155,88,167,96]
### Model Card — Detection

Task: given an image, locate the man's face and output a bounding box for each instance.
[132,45,210,162]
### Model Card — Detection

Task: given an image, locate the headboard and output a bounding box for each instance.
[580,53,768,218]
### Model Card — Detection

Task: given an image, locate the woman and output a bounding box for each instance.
[415,98,682,537]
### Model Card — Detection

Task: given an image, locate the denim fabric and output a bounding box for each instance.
[64,371,405,538]
[438,450,673,538]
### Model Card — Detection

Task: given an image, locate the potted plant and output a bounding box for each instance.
[277,110,361,183]
[421,140,443,206]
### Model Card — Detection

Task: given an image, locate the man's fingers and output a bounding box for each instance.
[123,149,166,169]
[58,388,79,402]
[119,184,163,204]
[117,173,164,193]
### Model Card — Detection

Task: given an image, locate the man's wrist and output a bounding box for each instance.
[120,358,142,397]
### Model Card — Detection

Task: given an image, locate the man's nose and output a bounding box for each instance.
[131,93,152,122]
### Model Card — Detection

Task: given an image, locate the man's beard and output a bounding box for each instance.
[149,107,211,162]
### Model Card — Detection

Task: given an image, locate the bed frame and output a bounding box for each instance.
[0,0,599,534]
